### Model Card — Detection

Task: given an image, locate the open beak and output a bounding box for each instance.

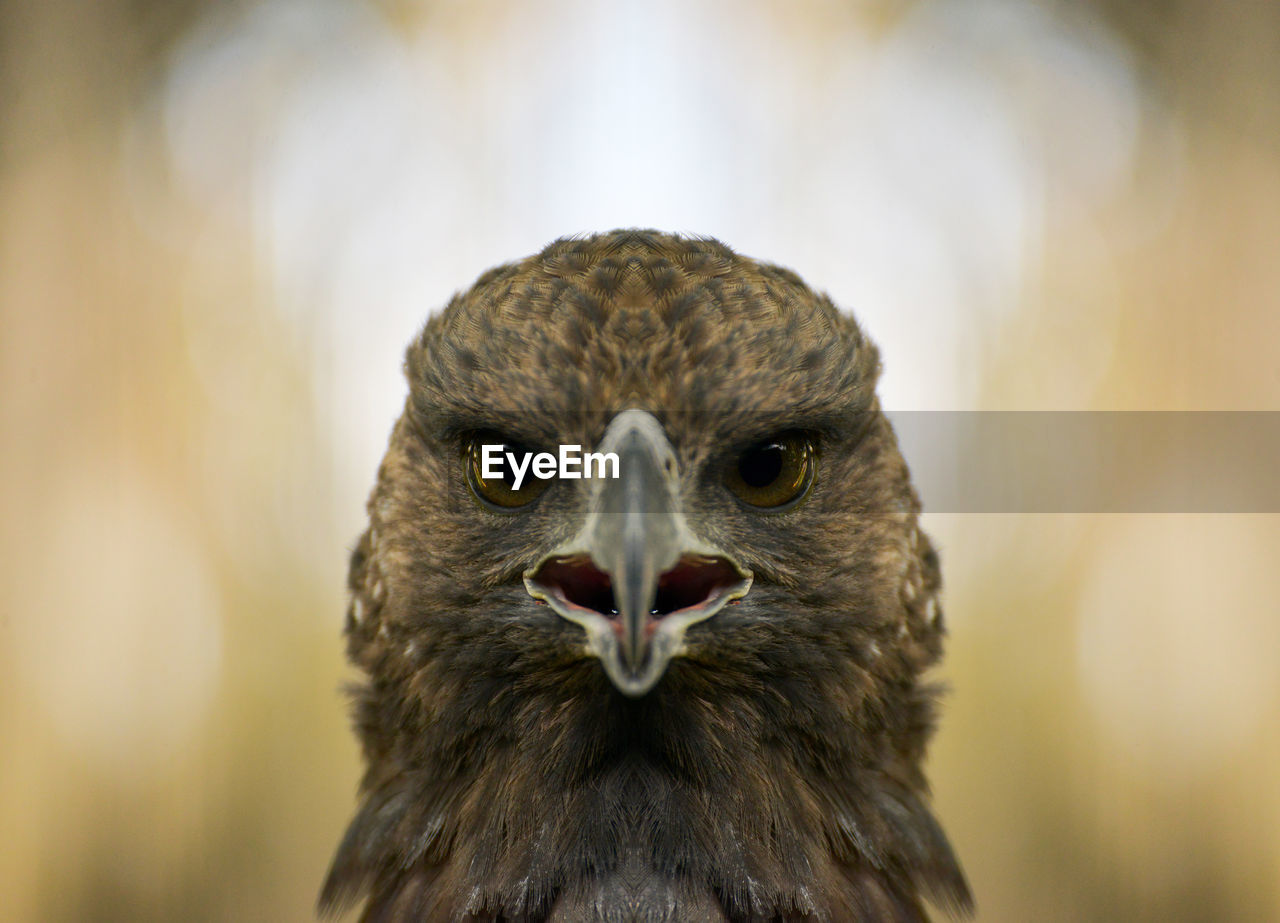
[524,410,752,696]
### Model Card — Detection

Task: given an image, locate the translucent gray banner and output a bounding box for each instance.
[431,411,1279,513]
[889,411,1280,513]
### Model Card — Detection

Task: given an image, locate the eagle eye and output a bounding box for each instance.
[465,433,551,510]
[724,433,815,510]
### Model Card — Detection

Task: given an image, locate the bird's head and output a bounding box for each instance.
[351,228,921,690]
[329,230,968,920]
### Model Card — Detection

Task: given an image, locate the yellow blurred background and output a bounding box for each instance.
[2,1,1277,920]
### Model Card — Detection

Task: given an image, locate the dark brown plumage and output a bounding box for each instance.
[321,230,970,922]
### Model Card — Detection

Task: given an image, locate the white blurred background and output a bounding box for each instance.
[2,0,1277,919]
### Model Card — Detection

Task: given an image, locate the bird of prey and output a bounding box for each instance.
[321,230,970,922]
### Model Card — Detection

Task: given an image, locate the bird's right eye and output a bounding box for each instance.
[465,434,550,510]
[724,432,815,510]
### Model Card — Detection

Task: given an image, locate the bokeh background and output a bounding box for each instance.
[2,0,1277,919]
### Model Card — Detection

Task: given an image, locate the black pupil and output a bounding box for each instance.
[738,443,784,488]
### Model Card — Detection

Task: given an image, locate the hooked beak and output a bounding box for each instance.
[523,410,752,696]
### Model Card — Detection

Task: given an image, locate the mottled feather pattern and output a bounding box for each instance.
[322,230,970,921]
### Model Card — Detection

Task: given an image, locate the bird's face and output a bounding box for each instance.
[351,233,934,733]
[329,233,968,920]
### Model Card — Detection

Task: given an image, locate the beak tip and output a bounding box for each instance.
[603,662,665,697]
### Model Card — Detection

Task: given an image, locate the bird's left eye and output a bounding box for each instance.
[724,433,815,510]
[465,434,551,510]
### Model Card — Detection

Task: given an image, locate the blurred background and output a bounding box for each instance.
[2,0,1277,919]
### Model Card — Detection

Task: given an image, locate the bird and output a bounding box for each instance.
[320,229,971,922]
